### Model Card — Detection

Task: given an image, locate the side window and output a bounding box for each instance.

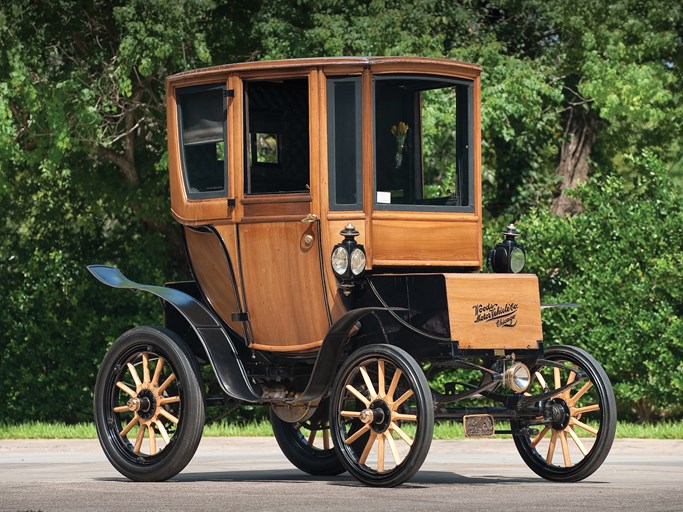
[374,76,474,212]
[244,79,310,194]
[177,85,228,199]
[327,77,362,210]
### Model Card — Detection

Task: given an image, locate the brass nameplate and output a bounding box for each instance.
[463,414,495,437]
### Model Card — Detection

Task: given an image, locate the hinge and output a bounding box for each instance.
[228,198,236,207]
[224,89,235,98]
[231,312,249,322]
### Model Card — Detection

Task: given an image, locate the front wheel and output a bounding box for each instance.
[330,344,434,487]
[94,326,205,481]
[512,345,616,482]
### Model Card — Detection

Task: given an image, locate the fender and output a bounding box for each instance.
[88,265,262,403]
[88,265,392,405]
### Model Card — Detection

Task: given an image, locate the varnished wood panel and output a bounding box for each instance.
[167,57,481,87]
[372,218,481,267]
[242,201,310,219]
[184,226,246,338]
[445,274,543,350]
[237,222,330,348]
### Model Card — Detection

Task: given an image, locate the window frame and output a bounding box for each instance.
[176,83,229,200]
[327,76,363,211]
[372,74,475,213]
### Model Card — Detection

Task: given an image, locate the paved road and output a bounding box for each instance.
[1,437,682,511]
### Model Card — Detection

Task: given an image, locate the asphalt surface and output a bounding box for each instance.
[1,437,682,512]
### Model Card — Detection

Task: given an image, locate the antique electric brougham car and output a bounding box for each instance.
[90,57,616,487]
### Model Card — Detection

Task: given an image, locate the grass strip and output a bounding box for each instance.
[2,420,682,440]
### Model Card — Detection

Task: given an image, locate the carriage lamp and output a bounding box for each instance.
[331,223,366,294]
[487,223,526,274]
[503,362,531,392]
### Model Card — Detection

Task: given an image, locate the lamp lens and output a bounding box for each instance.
[510,247,526,273]
[512,364,531,391]
[331,246,349,275]
[350,248,366,276]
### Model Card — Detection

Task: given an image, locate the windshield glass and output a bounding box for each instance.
[374,76,473,211]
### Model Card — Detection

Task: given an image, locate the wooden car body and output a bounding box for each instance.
[89,57,614,487]
[164,56,542,355]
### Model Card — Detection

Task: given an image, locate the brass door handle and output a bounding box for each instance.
[301,213,319,223]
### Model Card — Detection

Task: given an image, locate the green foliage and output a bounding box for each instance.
[0,0,681,424]
[516,153,683,420]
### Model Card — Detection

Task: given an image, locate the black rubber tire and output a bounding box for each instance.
[94,326,205,481]
[270,402,345,476]
[512,345,616,482]
[330,344,434,487]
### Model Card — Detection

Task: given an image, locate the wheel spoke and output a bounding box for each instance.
[157,373,176,395]
[570,417,598,435]
[559,430,571,467]
[148,424,157,455]
[152,357,165,387]
[553,367,561,391]
[116,381,137,398]
[569,381,593,406]
[386,369,402,402]
[340,410,362,418]
[158,408,179,425]
[392,412,417,422]
[546,430,558,464]
[120,416,138,436]
[159,395,180,405]
[567,426,589,456]
[142,353,151,384]
[567,365,576,386]
[386,431,401,465]
[393,389,414,409]
[359,365,377,400]
[323,427,330,450]
[530,426,550,448]
[345,384,370,407]
[133,424,146,454]
[307,428,317,446]
[127,363,142,388]
[377,360,385,398]
[534,371,548,391]
[156,420,170,444]
[390,421,413,447]
[358,431,377,464]
[574,403,600,415]
[344,424,370,445]
[377,433,385,472]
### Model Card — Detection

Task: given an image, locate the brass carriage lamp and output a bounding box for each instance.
[487,223,526,274]
[331,224,367,295]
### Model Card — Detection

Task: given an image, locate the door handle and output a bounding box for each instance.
[301,213,319,224]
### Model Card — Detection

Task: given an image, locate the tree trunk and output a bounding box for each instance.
[551,106,596,216]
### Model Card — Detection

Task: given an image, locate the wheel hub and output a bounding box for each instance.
[359,400,392,433]
[133,389,157,420]
[546,398,571,430]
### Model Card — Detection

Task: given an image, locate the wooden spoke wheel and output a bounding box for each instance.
[94,326,205,481]
[270,401,345,476]
[330,344,434,487]
[512,345,616,482]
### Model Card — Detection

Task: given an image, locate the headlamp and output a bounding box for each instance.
[487,223,526,274]
[331,224,366,294]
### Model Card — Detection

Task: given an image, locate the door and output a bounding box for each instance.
[236,75,331,352]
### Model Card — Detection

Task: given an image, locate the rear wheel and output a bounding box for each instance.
[94,326,205,481]
[330,344,433,487]
[512,345,616,482]
[270,401,344,476]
